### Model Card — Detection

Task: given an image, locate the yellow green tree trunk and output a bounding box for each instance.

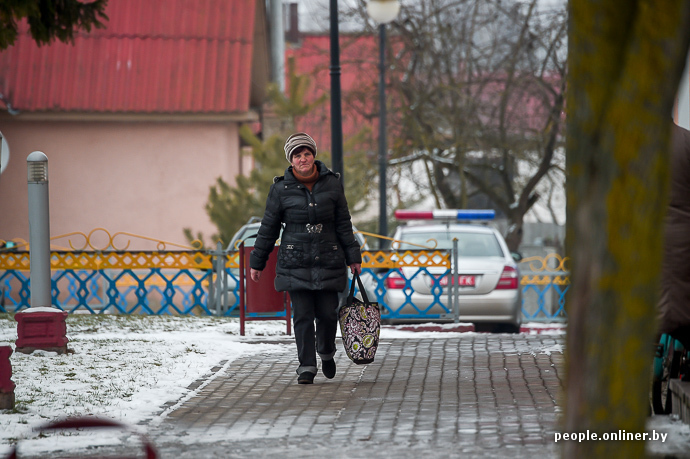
[565,1,690,457]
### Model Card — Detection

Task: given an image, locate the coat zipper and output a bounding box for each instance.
[305,187,317,223]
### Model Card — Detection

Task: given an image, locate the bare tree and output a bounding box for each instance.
[565,0,690,457]
[345,0,567,250]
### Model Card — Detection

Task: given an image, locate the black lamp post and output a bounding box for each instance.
[329,0,344,181]
[368,0,400,249]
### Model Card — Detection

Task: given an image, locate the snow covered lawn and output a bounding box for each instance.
[0,314,687,457]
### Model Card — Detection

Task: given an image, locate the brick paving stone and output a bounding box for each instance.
[56,333,564,458]
[135,333,564,458]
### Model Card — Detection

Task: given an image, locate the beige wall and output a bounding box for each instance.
[0,119,242,250]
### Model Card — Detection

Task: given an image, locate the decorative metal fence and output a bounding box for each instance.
[0,250,223,315]
[0,231,569,322]
[518,253,569,321]
[358,250,452,321]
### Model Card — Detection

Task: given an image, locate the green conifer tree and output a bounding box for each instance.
[0,0,108,50]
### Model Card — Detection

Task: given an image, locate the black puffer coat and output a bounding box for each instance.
[249,160,362,292]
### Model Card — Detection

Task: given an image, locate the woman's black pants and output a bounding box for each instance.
[289,290,339,376]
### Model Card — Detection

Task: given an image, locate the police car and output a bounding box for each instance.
[384,209,522,332]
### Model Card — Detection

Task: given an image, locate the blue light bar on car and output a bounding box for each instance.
[455,209,495,220]
[394,209,495,220]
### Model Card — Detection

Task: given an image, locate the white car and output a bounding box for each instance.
[384,221,522,332]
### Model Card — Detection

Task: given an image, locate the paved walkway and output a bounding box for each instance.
[146,333,564,458]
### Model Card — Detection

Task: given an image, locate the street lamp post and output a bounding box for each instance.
[368,0,400,249]
[330,0,344,181]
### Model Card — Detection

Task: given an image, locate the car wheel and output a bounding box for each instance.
[498,323,521,334]
[473,323,496,333]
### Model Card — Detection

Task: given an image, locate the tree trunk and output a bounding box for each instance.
[504,218,523,253]
[564,1,690,458]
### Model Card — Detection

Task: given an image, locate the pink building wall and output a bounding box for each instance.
[0,120,244,249]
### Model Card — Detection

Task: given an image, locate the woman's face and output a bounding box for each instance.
[290,147,315,176]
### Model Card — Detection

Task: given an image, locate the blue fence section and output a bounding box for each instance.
[0,265,567,321]
[521,282,568,321]
[0,268,234,316]
[361,267,454,320]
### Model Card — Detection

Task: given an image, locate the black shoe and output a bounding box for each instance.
[297,372,315,384]
[322,359,336,379]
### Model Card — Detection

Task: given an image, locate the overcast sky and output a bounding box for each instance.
[286,0,689,129]
[289,0,568,33]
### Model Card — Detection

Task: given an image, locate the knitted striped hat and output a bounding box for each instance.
[284,132,318,162]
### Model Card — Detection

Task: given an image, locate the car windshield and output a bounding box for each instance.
[229,227,278,249]
[397,231,504,257]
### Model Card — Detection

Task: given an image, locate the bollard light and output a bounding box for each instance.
[27,151,48,183]
[368,0,400,249]
[16,151,69,355]
[27,151,51,308]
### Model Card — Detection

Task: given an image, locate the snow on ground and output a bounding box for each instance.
[0,315,687,457]
[0,314,294,456]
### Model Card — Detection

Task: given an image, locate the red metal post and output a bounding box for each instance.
[242,246,291,334]
[0,345,15,409]
[239,241,245,336]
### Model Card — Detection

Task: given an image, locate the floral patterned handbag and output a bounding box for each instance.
[338,272,381,364]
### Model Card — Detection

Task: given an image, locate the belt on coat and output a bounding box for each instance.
[284,223,334,234]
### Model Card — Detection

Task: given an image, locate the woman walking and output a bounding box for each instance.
[249,132,362,384]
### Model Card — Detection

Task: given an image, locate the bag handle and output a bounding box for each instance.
[348,271,370,304]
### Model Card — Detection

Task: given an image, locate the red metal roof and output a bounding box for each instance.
[0,0,264,114]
